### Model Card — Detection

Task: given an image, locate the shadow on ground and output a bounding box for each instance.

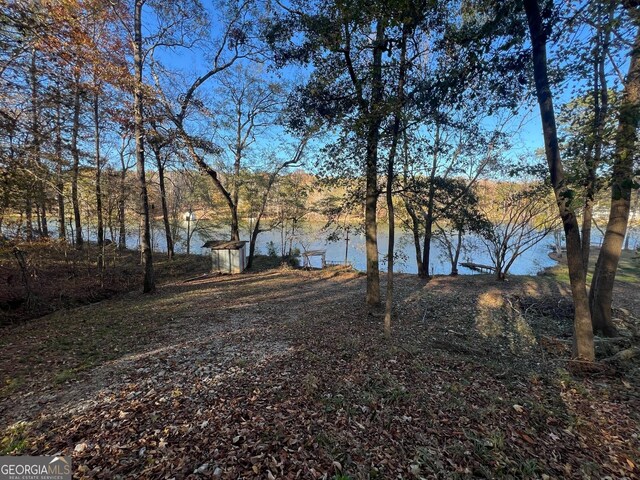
[1,268,638,478]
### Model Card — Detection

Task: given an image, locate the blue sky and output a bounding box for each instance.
[141,0,632,177]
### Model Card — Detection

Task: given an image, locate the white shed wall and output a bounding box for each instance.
[210,246,246,274]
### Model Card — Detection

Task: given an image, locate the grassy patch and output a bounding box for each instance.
[4,289,196,395]
[247,254,292,272]
[545,247,639,284]
[0,377,23,399]
[154,254,211,280]
[0,422,31,454]
[53,368,79,385]
[52,362,95,385]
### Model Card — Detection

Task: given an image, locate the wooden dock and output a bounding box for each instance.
[459,262,495,273]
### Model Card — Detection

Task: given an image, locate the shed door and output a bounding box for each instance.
[229,249,239,273]
[220,249,231,272]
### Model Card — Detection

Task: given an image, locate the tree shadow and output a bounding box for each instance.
[1,271,637,478]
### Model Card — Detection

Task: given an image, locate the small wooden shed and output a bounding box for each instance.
[202,240,247,274]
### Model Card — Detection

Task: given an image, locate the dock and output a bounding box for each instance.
[459,262,496,274]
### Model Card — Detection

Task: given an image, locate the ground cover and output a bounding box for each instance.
[544,247,640,286]
[1,264,638,479]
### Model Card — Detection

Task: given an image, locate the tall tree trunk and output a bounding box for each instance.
[55,95,65,240]
[421,214,433,277]
[32,49,49,239]
[343,226,350,265]
[40,203,48,237]
[582,3,612,277]
[247,219,260,269]
[118,137,128,250]
[452,229,463,276]
[118,167,127,250]
[246,175,276,269]
[407,204,423,273]
[25,193,33,240]
[384,170,395,337]
[0,171,9,232]
[35,202,41,236]
[402,134,423,275]
[581,189,594,275]
[133,0,155,293]
[1,133,16,232]
[185,210,192,255]
[420,124,439,277]
[71,70,83,249]
[93,87,104,248]
[524,0,594,360]
[589,13,640,336]
[364,19,386,307]
[384,23,408,337]
[153,145,174,259]
[27,48,40,241]
[230,117,242,242]
[107,194,115,244]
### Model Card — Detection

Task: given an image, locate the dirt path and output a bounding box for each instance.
[1,269,638,478]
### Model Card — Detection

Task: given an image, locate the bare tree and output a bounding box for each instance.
[271,171,311,258]
[479,181,557,280]
[433,184,490,276]
[147,117,177,259]
[214,65,282,241]
[400,114,507,278]
[150,1,263,242]
[116,130,134,250]
[244,135,311,269]
[70,68,83,249]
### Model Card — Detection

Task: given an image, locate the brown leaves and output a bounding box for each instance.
[1,270,639,478]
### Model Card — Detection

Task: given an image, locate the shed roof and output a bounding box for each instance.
[202,240,247,250]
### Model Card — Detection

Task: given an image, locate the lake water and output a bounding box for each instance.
[149,223,559,276]
[8,219,636,276]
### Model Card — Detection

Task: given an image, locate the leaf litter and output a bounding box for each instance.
[1,268,639,478]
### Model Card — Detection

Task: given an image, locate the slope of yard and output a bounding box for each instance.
[0,241,212,326]
[1,267,639,479]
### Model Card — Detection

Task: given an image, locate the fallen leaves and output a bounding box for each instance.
[0,270,638,479]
